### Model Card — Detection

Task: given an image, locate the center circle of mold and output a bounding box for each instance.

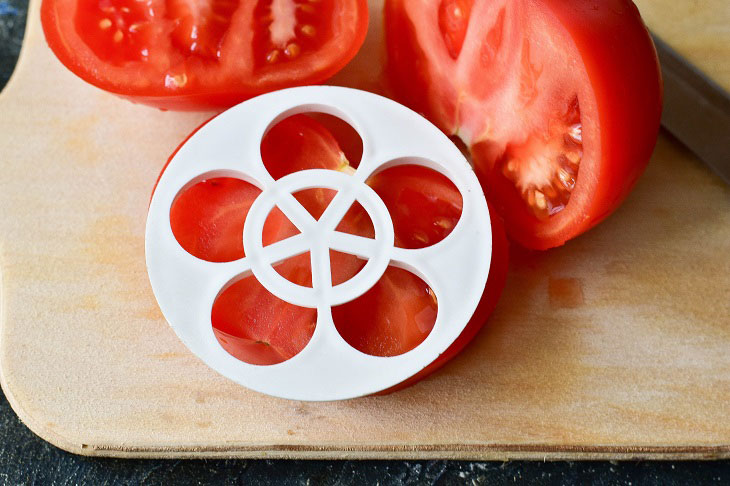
[242,169,395,309]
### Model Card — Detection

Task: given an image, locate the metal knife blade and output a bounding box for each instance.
[652,34,730,184]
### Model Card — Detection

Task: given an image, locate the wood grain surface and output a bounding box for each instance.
[0,0,728,459]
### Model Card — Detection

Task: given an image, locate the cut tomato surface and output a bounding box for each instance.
[163,113,507,388]
[386,0,662,249]
[41,0,368,110]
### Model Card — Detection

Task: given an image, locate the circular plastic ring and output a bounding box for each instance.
[146,86,493,401]
[243,169,394,308]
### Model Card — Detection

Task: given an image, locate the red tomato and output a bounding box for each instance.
[385,0,662,249]
[41,0,368,110]
[165,114,508,388]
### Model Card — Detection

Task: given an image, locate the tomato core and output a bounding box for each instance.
[497,98,583,220]
[254,0,333,67]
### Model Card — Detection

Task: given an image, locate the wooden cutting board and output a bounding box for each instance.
[0,0,728,460]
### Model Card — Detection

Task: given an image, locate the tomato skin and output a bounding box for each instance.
[524,0,662,249]
[41,0,369,111]
[385,0,662,250]
[385,0,441,131]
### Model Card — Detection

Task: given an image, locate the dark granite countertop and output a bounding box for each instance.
[1,1,728,483]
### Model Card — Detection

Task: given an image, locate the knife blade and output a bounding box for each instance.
[652,34,730,184]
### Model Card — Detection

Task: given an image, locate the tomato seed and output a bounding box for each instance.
[413,231,429,244]
[435,217,454,229]
[164,73,188,88]
[99,18,112,30]
[568,123,582,144]
[534,190,547,210]
[564,148,582,166]
[300,24,316,37]
[557,168,575,191]
[266,49,280,63]
[502,159,518,180]
[284,43,301,58]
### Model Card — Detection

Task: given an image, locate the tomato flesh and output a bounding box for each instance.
[212,266,316,365]
[75,0,158,66]
[438,0,473,59]
[165,114,507,387]
[386,0,662,249]
[333,266,438,358]
[42,0,369,109]
[333,164,466,357]
[367,165,462,249]
[169,0,240,61]
[170,177,260,262]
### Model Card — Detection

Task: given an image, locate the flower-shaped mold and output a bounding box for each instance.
[146,86,494,401]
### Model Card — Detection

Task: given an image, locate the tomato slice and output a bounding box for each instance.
[385,0,662,249]
[41,0,368,110]
[165,113,508,387]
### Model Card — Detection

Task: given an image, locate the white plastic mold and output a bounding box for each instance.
[145,86,493,401]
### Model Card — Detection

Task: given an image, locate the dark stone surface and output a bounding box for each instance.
[1,381,729,485]
[0,0,26,89]
[0,384,729,485]
[1,2,729,484]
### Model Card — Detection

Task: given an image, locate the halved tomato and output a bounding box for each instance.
[164,113,508,388]
[41,0,368,110]
[385,0,662,249]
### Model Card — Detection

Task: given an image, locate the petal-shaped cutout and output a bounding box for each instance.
[330,250,367,287]
[261,114,360,180]
[171,177,260,262]
[293,188,338,221]
[262,206,300,246]
[212,273,316,365]
[306,113,363,169]
[335,201,375,239]
[274,252,313,288]
[261,188,345,245]
[332,266,438,357]
[367,164,463,249]
[330,202,373,286]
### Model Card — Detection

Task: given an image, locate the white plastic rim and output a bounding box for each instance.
[145,86,493,401]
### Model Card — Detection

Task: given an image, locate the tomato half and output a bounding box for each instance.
[385,0,662,249]
[41,0,368,110]
[165,113,507,388]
